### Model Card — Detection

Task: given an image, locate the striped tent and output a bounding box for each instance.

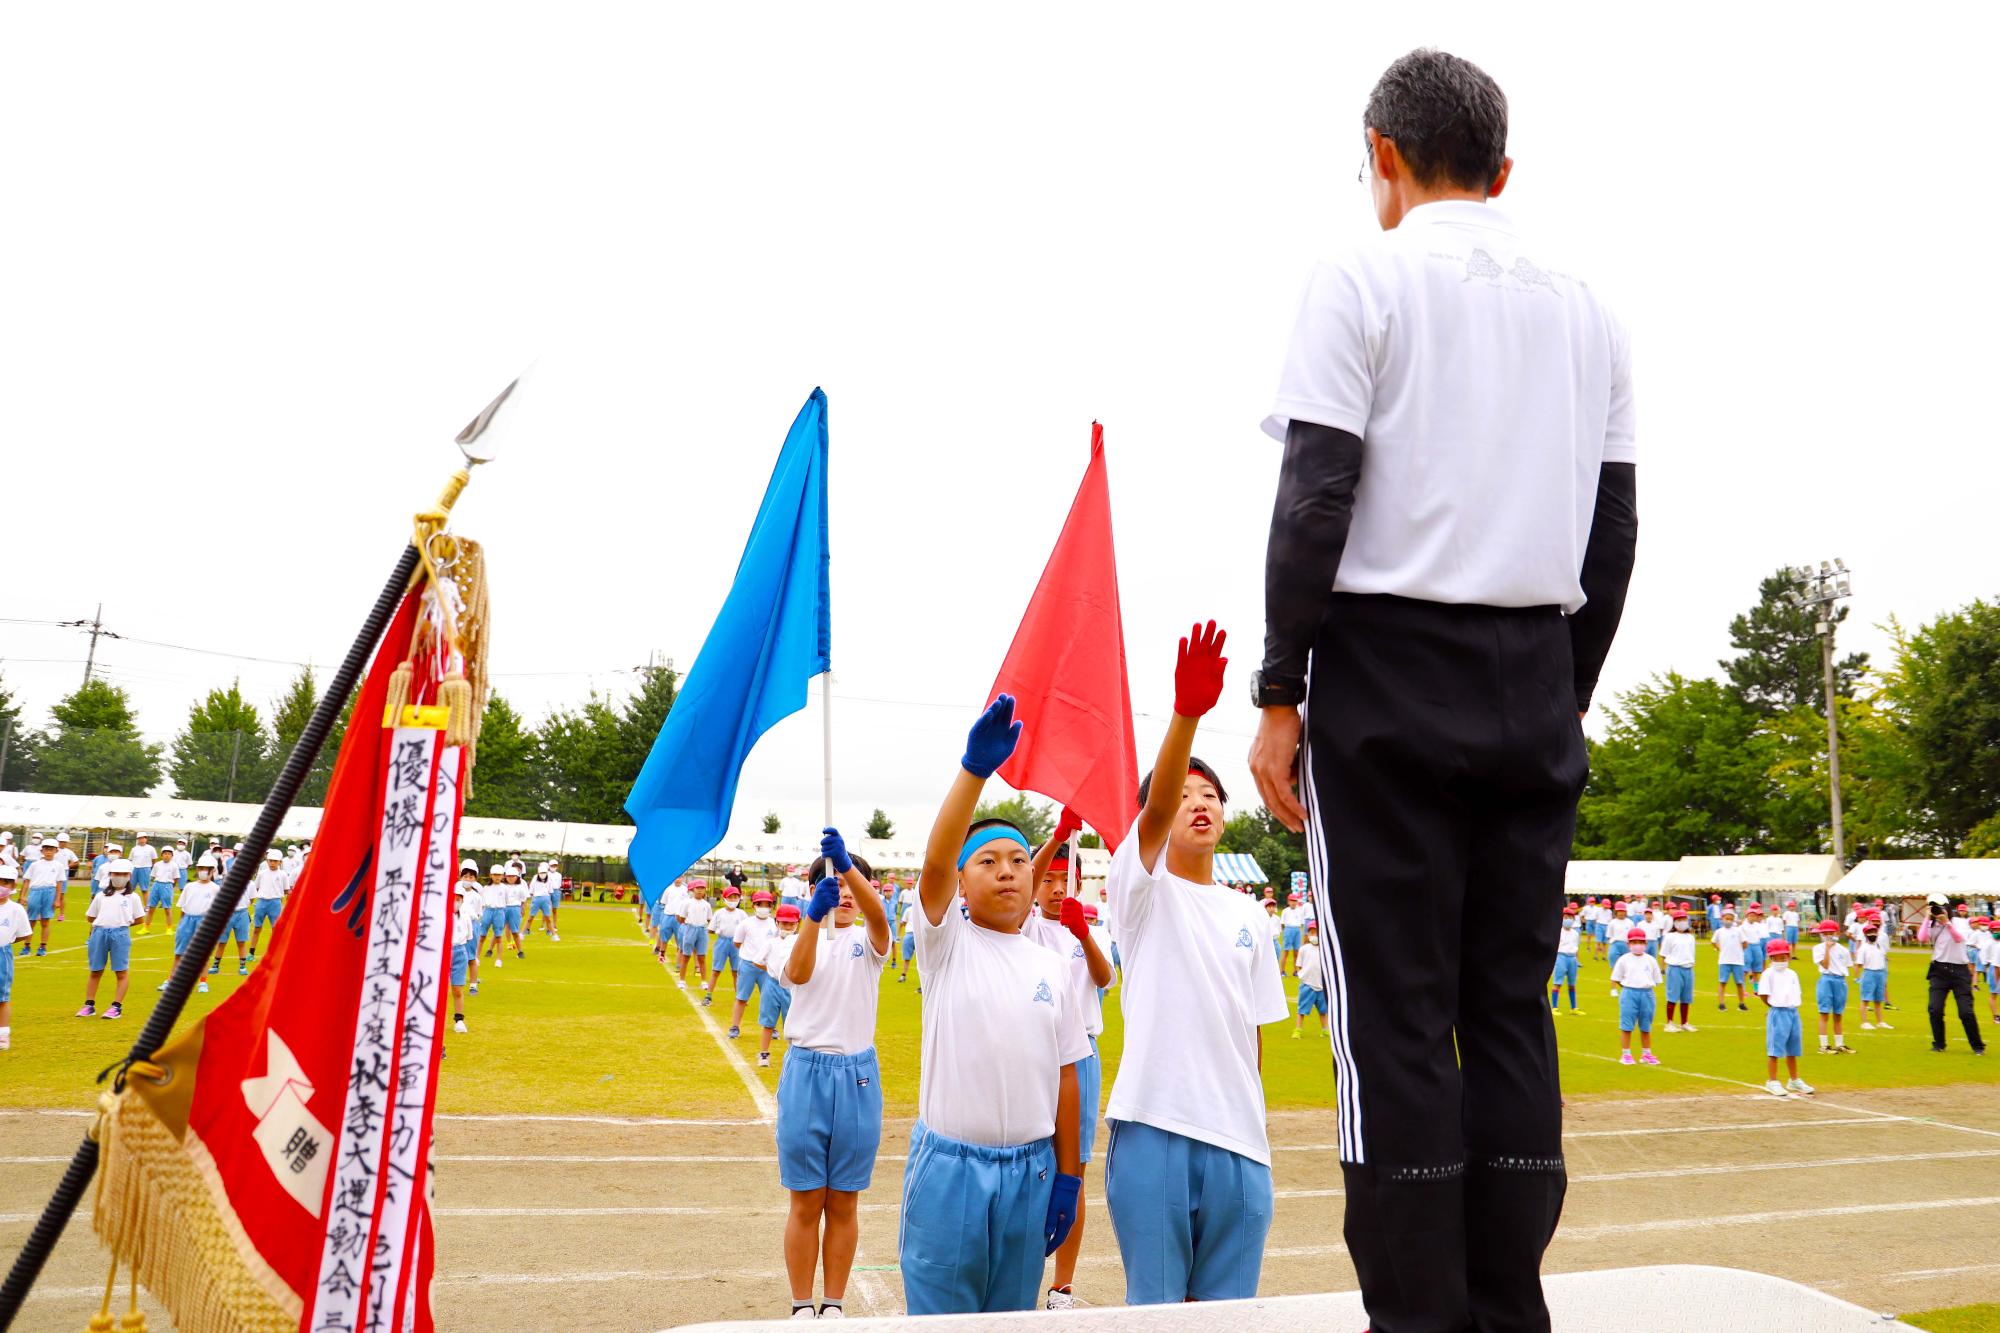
[1213,852,1268,885]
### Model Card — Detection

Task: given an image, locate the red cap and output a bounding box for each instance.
[1874,899,1885,906]
[751,890,774,904]
[1813,920,1838,934]
[1671,907,1689,919]
[1957,903,1971,913]
[721,885,741,897]
[1613,901,1628,912]
[1711,894,1722,902]
[1081,903,1099,921]
[1767,940,1793,959]
[688,878,707,891]
[1562,905,1578,915]
[1785,900,1797,908]
[1586,896,1598,904]
[1747,903,1765,913]
[1626,927,1648,942]
[775,903,801,923]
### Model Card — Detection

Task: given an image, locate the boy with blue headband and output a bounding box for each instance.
[1102,621,1289,1305]
[900,694,1089,1316]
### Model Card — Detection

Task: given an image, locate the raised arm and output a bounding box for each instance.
[1136,623,1227,868]
[919,695,1022,926]
[819,825,890,955]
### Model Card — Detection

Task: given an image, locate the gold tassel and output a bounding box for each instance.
[381,661,413,728]
[118,1259,147,1332]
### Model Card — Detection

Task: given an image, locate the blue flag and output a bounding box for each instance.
[625,389,831,904]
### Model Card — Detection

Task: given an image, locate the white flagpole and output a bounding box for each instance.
[822,671,834,827]
[1067,830,1079,903]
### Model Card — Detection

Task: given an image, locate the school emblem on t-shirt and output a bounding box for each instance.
[1235,927,1254,949]
[1071,942,1084,959]
[850,940,864,958]
[1032,979,1054,1005]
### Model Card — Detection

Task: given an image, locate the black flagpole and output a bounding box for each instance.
[0,543,423,1331]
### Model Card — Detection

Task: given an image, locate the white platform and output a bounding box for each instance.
[670,1265,1919,1330]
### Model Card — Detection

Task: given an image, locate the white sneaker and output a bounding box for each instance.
[1680,1023,1697,1033]
[1764,1080,1790,1098]
[1861,1021,1875,1030]
[493,957,502,969]
[1788,1078,1815,1095]
[453,1019,468,1034]
[1046,1288,1084,1311]
[550,932,560,942]
[790,1309,817,1320]
[818,1309,845,1321]
[1878,1021,1894,1030]
[1664,1022,1682,1033]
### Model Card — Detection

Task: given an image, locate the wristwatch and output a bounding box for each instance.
[1249,670,1306,709]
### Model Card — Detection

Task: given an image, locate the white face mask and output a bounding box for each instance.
[1675,919,1690,931]
[755,906,771,920]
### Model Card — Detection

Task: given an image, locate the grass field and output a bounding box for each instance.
[6,897,1994,1117]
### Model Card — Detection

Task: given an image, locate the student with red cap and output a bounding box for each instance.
[1810,920,1853,1054]
[1605,901,1633,997]
[1742,903,1770,985]
[1611,927,1661,1065]
[1758,939,1813,1096]
[1855,915,1892,1030]
[1782,899,1802,949]
[728,889,781,1040]
[756,902,801,1067]
[1711,905,1748,1011]
[1660,907,1697,1032]
[1549,905,1582,1014]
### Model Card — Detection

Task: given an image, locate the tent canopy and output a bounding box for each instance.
[1213,852,1268,885]
[1832,859,2000,900]
[1667,855,1845,896]
[1566,861,1679,897]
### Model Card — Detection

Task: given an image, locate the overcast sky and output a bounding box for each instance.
[4,5,1994,844]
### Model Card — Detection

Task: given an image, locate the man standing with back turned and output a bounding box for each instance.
[1248,49,1638,1332]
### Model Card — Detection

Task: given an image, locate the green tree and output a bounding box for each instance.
[538,696,626,824]
[1218,806,1308,885]
[169,682,277,802]
[614,664,679,790]
[864,808,895,840]
[763,810,783,834]
[1963,814,2000,858]
[971,794,1053,845]
[1762,693,1930,862]
[464,695,544,819]
[1720,568,1868,714]
[1575,673,1775,859]
[0,671,41,792]
[36,679,161,797]
[1877,600,2000,850]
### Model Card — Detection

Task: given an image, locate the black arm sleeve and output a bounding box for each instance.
[1262,419,1364,688]
[1569,461,1638,713]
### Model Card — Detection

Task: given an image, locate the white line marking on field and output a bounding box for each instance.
[1885,1261,2000,1282]
[437,1113,767,1127]
[644,926,776,1123]
[1572,1148,2000,1183]
[1555,1194,2000,1239]
[0,1156,74,1164]
[1563,1116,1898,1139]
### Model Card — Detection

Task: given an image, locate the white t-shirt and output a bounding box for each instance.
[1854,940,1888,972]
[25,858,66,891]
[1783,910,1800,928]
[1712,925,1745,965]
[1263,200,1634,613]
[1744,918,1769,943]
[682,899,713,929]
[1639,916,1663,942]
[59,848,79,875]
[1023,912,1106,1038]
[179,877,219,917]
[1296,940,1325,992]
[914,898,1088,1147]
[1605,917,1630,945]
[1759,965,1803,1009]
[0,899,28,944]
[899,886,921,925]
[454,885,484,941]
[1661,930,1696,968]
[778,875,806,901]
[250,867,289,900]
[1556,924,1580,956]
[1103,826,1291,1167]
[734,913,780,967]
[1813,942,1853,977]
[665,883,689,915]
[87,891,145,929]
[1610,953,1662,989]
[129,843,158,869]
[785,923,888,1055]
[1280,906,1305,929]
[710,906,745,941]
[533,871,561,898]
[764,931,800,993]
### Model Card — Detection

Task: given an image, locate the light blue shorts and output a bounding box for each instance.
[1766,1006,1803,1057]
[26,887,56,921]
[131,866,152,893]
[1666,964,1694,1004]
[147,881,174,909]
[1299,982,1329,1016]
[1647,938,1661,958]
[0,946,13,1002]
[1785,926,1800,946]
[735,962,767,1005]
[1816,975,1849,1015]
[1281,927,1302,953]
[776,1046,883,1192]
[759,980,792,1031]
[1618,986,1656,1033]
[680,924,709,957]
[88,925,132,972]
[899,1121,1055,1315]
[504,904,524,933]
[711,937,740,973]
[1078,1040,1103,1165]
[1104,1119,1273,1304]
[1860,969,1888,1002]
[1718,963,1745,985]
[252,897,283,927]
[901,929,916,959]
[173,912,204,954]
[529,894,552,916]
[1744,942,1767,971]
[450,940,470,988]
[220,907,250,944]
[1551,954,1579,987]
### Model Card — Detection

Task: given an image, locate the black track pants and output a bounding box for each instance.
[1301,594,1587,1333]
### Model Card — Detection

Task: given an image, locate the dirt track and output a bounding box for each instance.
[8,1082,2000,1330]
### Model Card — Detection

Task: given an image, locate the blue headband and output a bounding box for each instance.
[958,825,1029,870]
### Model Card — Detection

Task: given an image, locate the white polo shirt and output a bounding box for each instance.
[1022,911,1107,1038]
[179,877,219,917]
[87,891,145,929]
[1264,201,1635,613]
[734,913,780,968]
[1661,930,1696,969]
[784,923,888,1055]
[1854,940,1888,972]
[129,842,158,869]
[681,899,712,929]
[24,858,66,892]
[0,898,28,945]
[914,899,1089,1148]
[1758,965,1803,1010]
[1556,924,1580,956]
[1610,952,1661,990]
[1712,925,1745,966]
[249,866,288,900]
[1813,941,1853,977]
[1103,825,1290,1167]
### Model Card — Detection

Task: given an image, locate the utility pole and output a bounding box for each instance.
[81,603,105,686]
[0,717,11,791]
[1787,561,1853,868]
[225,730,243,804]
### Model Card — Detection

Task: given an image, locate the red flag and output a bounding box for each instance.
[988,423,1139,850]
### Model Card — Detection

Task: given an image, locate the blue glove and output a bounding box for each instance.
[962,694,1023,779]
[805,876,841,923]
[820,827,852,875]
[1043,1171,1082,1255]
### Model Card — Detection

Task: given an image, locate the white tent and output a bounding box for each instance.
[1565,860,1679,898]
[1832,858,2000,901]
[1667,854,1845,897]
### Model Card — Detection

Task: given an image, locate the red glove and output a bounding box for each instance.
[1059,895,1090,943]
[1052,806,1084,846]
[1173,620,1229,718]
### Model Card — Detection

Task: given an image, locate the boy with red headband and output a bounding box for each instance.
[1026,809,1115,1310]
[1104,622,1289,1305]
[775,829,890,1321]
[898,695,1087,1316]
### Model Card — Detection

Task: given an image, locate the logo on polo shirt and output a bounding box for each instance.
[1032,979,1054,1005]
[1235,927,1254,949]
[850,940,864,959]
[1071,942,1084,959]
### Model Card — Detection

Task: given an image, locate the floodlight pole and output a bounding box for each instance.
[1789,561,1852,874]
[1818,620,1845,865]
